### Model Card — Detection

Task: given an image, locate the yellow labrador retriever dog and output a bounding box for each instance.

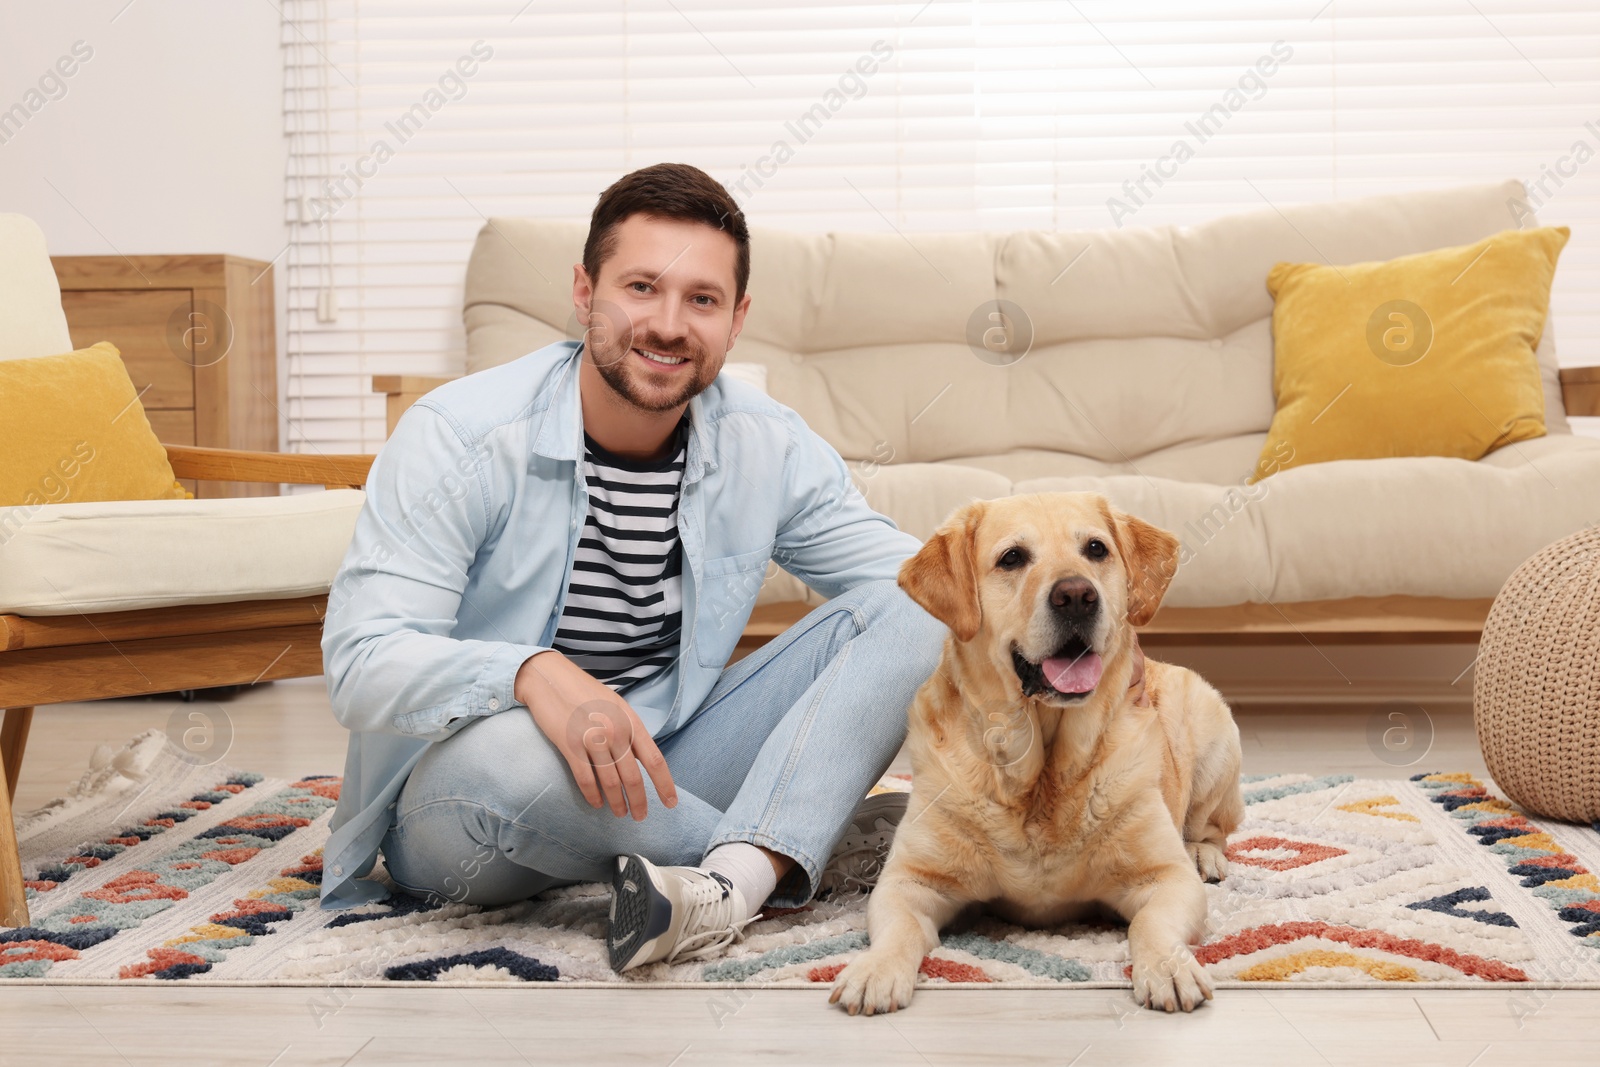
[830,491,1242,1016]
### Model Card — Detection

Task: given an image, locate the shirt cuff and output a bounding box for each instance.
[391,641,546,741]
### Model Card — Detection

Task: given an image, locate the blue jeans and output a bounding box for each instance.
[380,579,945,909]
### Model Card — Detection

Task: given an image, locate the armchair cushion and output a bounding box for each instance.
[0,213,73,362]
[0,490,366,615]
[0,342,189,506]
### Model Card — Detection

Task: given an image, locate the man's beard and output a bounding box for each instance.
[586,322,717,413]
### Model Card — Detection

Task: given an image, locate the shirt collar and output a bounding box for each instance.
[529,340,718,484]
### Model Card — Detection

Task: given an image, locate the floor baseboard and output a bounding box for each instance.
[1210,677,1475,708]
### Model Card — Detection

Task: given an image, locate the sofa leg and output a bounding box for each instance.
[2,707,31,803]
[0,738,25,928]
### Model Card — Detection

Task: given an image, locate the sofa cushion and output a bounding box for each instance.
[1008,433,1600,607]
[818,434,1600,608]
[1255,226,1566,480]
[0,491,365,616]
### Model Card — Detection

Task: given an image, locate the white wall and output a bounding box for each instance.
[0,0,288,444]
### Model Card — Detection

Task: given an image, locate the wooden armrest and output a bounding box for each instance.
[373,374,458,439]
[165,444,374,488]
[1560,365,1600,418]
[371,375,457,395]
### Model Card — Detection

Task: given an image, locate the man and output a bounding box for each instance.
[317,162,950,971]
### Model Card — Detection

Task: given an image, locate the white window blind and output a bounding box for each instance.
[280,0,1600,454]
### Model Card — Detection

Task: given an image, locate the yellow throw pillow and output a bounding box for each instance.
[0,341,190,507]
[1252,226,1568,482]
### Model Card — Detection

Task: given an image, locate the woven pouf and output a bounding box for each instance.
[1474,524,1600,822]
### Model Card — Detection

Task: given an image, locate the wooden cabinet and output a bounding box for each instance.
[52,255,279,498]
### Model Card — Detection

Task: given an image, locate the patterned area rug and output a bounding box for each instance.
[4,730,1599,989]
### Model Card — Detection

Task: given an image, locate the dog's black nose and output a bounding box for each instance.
[1049,577,1098,620]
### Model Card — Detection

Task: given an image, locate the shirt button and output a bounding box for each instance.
[488,697,500,710]
[332,864,344,876]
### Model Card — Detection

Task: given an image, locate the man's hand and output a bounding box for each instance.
[1129,632,1150,708]
[514,650,678,820]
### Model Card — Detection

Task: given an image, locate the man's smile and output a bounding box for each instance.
[634,347,690,369]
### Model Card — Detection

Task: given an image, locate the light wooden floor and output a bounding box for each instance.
[6,680,1594,1067]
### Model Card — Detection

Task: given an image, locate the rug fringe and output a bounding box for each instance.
[14,728,171,838]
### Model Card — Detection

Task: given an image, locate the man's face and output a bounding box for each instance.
[573,213,751,413]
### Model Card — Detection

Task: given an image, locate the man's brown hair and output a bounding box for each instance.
[583,163,750,301]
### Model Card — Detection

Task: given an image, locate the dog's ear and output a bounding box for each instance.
[898,503,984,641]
[1110,507,1181,627]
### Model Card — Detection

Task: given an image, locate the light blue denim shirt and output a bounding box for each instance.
[319,340,922,908]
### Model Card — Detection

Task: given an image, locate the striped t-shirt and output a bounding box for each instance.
[549,416,689,693]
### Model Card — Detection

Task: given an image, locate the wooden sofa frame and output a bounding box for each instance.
[0,444,374,928]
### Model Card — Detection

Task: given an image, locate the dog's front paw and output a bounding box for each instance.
[828,952,918,1016]
[1187,841,1228,883]
[1131,948,1213,1013]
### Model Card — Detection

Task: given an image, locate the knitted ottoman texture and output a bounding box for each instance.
[1474,524,1600,822]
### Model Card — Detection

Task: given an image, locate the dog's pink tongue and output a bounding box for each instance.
[1042,652,1103,694]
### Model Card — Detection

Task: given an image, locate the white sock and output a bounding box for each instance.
[700,843,778,920]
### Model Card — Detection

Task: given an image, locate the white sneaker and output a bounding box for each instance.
[817,790,908,897]
[608,855,757,972]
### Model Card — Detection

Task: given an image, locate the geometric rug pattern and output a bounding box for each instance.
[4,730,1599,989]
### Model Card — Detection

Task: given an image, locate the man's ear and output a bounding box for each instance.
[1110,507,1180,627]
[726,290,752,351]
[898,503,984,641]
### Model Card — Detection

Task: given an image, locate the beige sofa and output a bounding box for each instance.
[378,179,1600,640]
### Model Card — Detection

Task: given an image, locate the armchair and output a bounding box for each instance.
[0,214,374,928]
